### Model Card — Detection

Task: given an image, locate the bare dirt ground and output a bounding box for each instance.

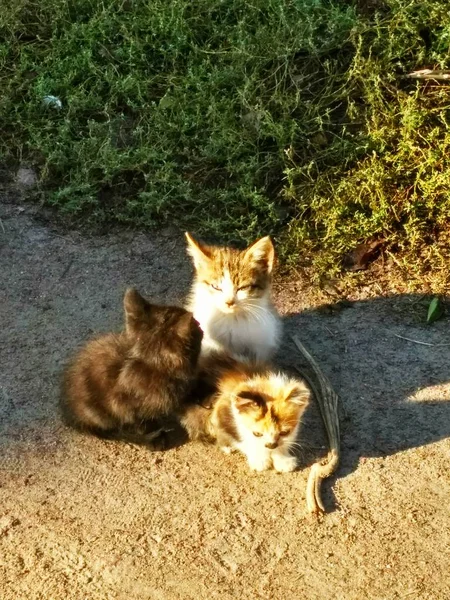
[1,198,449,600]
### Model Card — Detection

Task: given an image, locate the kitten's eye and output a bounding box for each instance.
[253,432,263,437]
[279,430,290,437]
[238,284,259,292]
[210,284,222,292]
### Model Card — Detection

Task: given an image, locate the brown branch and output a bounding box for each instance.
[291,336,340,514]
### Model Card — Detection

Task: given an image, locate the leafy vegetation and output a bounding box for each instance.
[1,0,450,285]
[427,296,444,323]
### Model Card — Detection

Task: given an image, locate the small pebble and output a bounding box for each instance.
[16,167,37,188]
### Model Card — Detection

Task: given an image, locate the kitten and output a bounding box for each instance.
[180,353,310,472]
[185,233,282,361]
[62,288,203,445]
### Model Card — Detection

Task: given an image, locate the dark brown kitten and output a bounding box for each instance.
[61,288,203,446]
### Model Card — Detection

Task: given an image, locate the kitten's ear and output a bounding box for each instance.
[286,382,311,406]
[234,390,264,411]
[185,232,212,270]
[123,288,148,322]
[244,236,275,273]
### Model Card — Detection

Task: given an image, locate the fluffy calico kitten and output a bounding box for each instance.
[181,353,310,472]
[62,288,203,444]
[185,233,281,361]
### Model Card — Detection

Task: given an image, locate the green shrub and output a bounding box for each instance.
[1,0,449,281]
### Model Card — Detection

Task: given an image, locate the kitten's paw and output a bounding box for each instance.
[248,455,272,472]
[272,453,297,473]
[146,430,169,451]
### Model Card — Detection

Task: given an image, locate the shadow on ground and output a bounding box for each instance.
[1,200,449,491]
[1,200,449,599]
[279,298,450,510]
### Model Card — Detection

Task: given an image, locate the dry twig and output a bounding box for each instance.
[291,336,340,514]
[393,333,450,347]
[405,69,450,81]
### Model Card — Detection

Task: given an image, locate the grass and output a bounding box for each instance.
[1,0,450,290]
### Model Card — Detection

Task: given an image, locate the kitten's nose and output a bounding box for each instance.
[265,442,278,449]
[225,298,235,307]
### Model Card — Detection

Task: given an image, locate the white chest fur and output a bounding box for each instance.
[189,285,282,361]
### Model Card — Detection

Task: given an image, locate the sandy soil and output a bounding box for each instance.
[1,199,449,600]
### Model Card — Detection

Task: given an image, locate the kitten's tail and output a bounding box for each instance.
[292,336,340,515]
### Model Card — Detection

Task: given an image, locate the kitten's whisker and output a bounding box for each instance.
[244,301,266,311]
[243,303,267,323]
[241,304,261,322]
[247,307,270,321]
[244,306,264,324]
[288,442,306,451]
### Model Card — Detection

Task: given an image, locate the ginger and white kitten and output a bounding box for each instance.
[181,353,310,472]
[185,232,281,361]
